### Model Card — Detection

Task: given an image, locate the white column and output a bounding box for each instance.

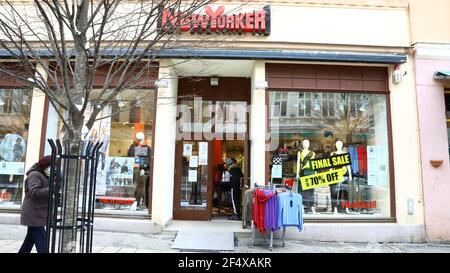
[151,60,178,226]
[250,61,267,186]
[24,63,48,175]
[44,104,59,155]
[388,58,424,225]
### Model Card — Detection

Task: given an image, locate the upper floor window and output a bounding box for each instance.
[272,93,288,117]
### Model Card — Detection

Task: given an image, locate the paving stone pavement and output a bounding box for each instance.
[1,224,450,253]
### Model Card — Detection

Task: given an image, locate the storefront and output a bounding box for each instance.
[150,1,425,242]
[0,63,34,210]
[0,1,428,242]
[265,63,394,219]
[0,88,32,210]
[43,69,159,217]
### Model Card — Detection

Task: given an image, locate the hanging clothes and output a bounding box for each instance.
[277,191,303,231]
[357,146,368,178]
[242,188,255,228]
[253,189,276,233]
[264,190,279,232]
[348,145,359,176]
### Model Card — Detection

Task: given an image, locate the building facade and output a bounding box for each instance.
[1,0,442,243]
[409,0,450,241]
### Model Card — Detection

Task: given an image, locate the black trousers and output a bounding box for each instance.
[299,170,315,210]
[230,184,241,215]
[19,226,48,253]
[219,182,241,215]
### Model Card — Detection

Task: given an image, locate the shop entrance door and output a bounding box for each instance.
[173,140,213,220]
[173,77,251,220]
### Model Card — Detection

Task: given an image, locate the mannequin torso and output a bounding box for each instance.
[331,141,352,214]
[295,140,317,214]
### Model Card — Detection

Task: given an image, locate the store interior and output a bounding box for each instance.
[211,139,246,219]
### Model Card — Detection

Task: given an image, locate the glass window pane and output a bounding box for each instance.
[298,93,305,116]
[180,141,208,208]
[0,89,32,209]
[281,101,287,116]
[306,93,311,116]
[322,93,328,117]
[46,89,156,214]
[328,94,336,117]
[269,91,391,219]
[445,93,450,119]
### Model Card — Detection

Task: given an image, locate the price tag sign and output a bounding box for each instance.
[272,165,282,179]
[300,168,346,190]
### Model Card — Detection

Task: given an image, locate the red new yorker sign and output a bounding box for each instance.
[159,5,271,35]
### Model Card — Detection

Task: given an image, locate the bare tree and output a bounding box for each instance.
[0,0,217,252]
[320,93,373,144]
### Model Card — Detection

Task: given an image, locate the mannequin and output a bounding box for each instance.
[330,140,352,214]
[296,139,316,214]
[128,132,152,209]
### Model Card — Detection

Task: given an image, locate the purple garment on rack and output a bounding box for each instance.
[277,191,303,231]
[264,190,279,231]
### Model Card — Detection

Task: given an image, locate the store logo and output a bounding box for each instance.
[341,201,377,209]
[159,5,271,35]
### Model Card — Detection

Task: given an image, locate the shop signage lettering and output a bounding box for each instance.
[300,168,346,190]
[309,153,352,171]
[160,5,271,35]
[97,197,134,205]
[341,200,377,209]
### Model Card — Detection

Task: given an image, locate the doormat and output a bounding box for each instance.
[172,230,234,251]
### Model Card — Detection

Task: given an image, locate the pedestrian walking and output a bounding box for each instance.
[18,155,52,253]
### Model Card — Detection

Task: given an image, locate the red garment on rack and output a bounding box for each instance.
[357,146,367,176]
[253,189,276,233]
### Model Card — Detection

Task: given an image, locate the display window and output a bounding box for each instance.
[268,91,392,218]
[0,89,32,209]
[49,89,155,214]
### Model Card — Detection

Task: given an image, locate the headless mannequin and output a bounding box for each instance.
[296,139,316,214]
[331,140,352,214]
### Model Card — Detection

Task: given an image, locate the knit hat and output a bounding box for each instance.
[37,155,52,170]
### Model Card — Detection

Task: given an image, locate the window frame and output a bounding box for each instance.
[265,88,396,222]
[0,88,34,211]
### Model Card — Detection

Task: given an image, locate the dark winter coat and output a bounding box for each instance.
[20,164,49,227]
[228,163,243,188]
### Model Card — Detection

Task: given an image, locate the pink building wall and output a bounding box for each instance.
[415,58,450,241]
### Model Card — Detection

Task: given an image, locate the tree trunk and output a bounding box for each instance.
[61,110,84,253]
[345,133,353,145]
[58,0,90,253]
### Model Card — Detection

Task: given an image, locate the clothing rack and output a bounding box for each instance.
[250,183,287,251]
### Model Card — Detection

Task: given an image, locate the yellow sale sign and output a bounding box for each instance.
[300,168,346,190]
